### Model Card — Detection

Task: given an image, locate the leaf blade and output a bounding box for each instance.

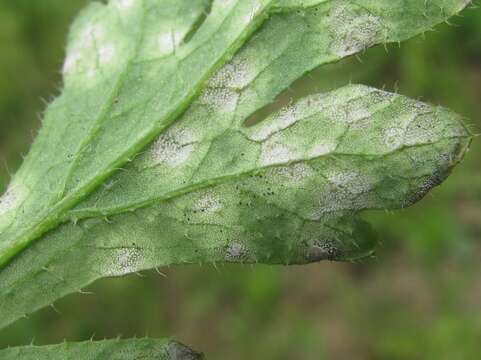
[0,85,470,330]
[0,338,203,360]
[0,0,473,331]
[0,0,274,268]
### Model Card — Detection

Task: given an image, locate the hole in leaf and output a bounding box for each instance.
[182,0,214,44]
[242,44,397,129]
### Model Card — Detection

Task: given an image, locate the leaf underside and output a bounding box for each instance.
[0,0,472,335]
[0,339,203,360]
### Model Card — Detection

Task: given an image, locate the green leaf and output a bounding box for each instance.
[0,0,472,330]
[0,0,274,267]
[0,338,203,360]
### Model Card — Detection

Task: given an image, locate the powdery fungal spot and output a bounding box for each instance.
[328,4,383,57]
[225,242,249,262]
[383,127,405,150]
[200,87,239,113]
[250,105,303,141]
[151,127,196,167]
[98,44,116,64]
[270,163,314,183]
[116,0,135,9]
[321,100,373,125]
[0,185,22,216]
[404,113,437,146]
[410,100,434,115]
[444,120,469,138]
[158,32,174,54]
[64,23,110,78]
[348,116,374,131]
[327,170,371,195]
[243,2,263,24]
[308,142,336,157]
[345,104,373,123]
[307,171,374,219]
[192,192,223,213]
[158,31,183,55]
[217,0,236,8]
[63,51,81,74]
[208,56,256,89]
[105,248,144,277]
[328,92,382,124]
[79,24,104,48]
[259,141,297,166]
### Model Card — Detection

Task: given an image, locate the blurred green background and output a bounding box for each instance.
[0,1,480,359]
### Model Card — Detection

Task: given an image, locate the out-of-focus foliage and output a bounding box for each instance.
[0,1,480,360]
[0,0,89,190]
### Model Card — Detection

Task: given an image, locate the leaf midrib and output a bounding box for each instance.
[66,134,468,222]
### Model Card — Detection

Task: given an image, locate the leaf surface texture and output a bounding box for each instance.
[0,0,472,330]
[0,339,203,360]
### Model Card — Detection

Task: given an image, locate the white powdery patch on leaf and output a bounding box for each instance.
[403,113,438,146]
[208,56,257,90]
[243,1,263,24]
[327,170,372,195]
[328,4,383,57]
[158,32,174,55]
[269,163,314,183]
[0,185,23,216]
[412,100,435,114]
[79,23,104,48]
[307,172,375,220]
[192,191,223,213]
[322,95,377,125]
[383,126,405,150]
[335,92,383,124]
[224,242,250,262]
[115,0,135,10]
[308,142,337,158]
[151,127,196,167]
[158,31,183,55]
[63,51,82,74]
[63,23,114,78]
[259,140,298,166]
[344,103,374,123]
[200,87,239,113]
[98,43,116,64]
[105,248,144,277]
[250,104,303,141]
[217,0,237,8]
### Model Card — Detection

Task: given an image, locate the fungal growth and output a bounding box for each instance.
[200,87,239,113]
[158,31,182,55]
[225,242,250,262]
[115,0,135,9]
[268,163,315,184]
[104,247,145,277]
[151,127,196,167]
[192,191,223,214]
[260,140,298,166]
[327,3,383,57]
[208,55,257,90]
[0,1,473,355]
[0,184,23,217]
[249,104,304,141]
